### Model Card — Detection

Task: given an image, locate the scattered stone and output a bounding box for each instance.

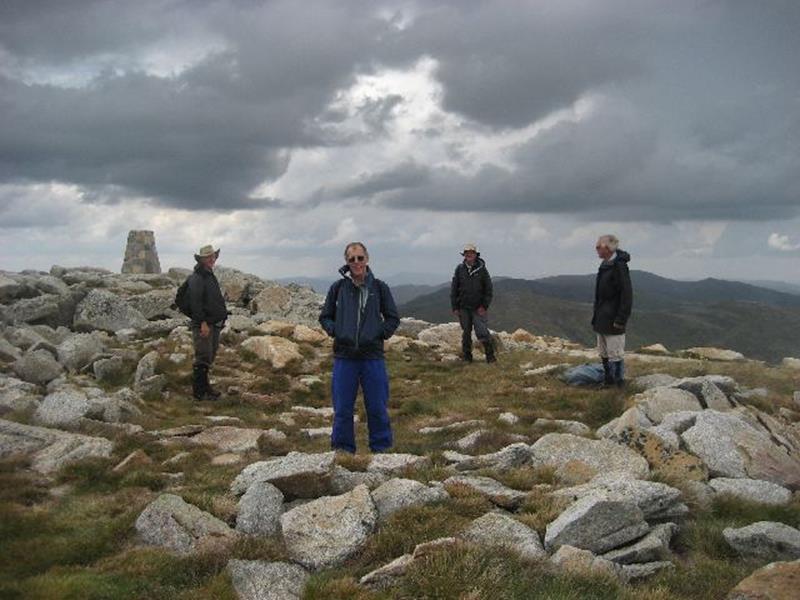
[461,511,546,560]
[530,433,649,480]
[723,522,800,561]
[112,449,153,473]
[534,418,591,436]
[444,475,528,509]
[602,523,677,564]
[596,406,653,440]
[227,560,309,600]
[552,472,688,521]
[241,335,303,369]
[682,410,800,489]
[93,355,126,382]
[419,419,486,435]
[74,289,148,333]
[300,427,332,438]
[498,412,519,425]
[0,418,113,473]
[12,349,64,385]
[255,320,295,337]
[451,442,532,472]
[330,466,388,494]
[360,554,414,590]
[192,426,284,453]
[135,494,236,555]
[134,351,158,387]
[639,343,670,355]
[290,405,334,418]
[34,388,92,427]
[631,387,702,424]
[367,453,432,476]
[632,373,678,390]
[236,481,284,536]
[453,429,489,451]
[126,289,176,319]
[0,337,22,362]
[280,485,377,570]
[550,545,621,579]
[231,451,335,498]
[544,495,650,554]
[685,347,745,361]
[0,375,41,412]
[781,357,800,369]
[672,377,735,410]
[371,478,449,521]
[211,453,242,466]
[292,324,327,344]
[709,478,793,506]
[727,559,800,599]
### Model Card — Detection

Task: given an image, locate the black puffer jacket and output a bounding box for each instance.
[319,266,400,359]
[187,264,228,326]
[450,257,493,311]
[592,250,633,335]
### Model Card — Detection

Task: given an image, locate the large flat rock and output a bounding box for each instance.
[723,522,800,561]
[0,418,113,473]
[461,511,546,560]
[530,433,649,479]
[227,560,309,600]
[371,478,449,522]
[280,484,377,570]
[230,451,336,498]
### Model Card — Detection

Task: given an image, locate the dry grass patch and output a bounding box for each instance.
[516,488,571,536]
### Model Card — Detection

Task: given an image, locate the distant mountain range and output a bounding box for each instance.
[398,271,800,363]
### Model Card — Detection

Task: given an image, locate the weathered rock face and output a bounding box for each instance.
[280,485,377,570]
[530,433,650,480]
[192,426,284,453]
[371,478,449,521]
[13,349,64,384]
[74,289,148,333]
[56,333,105,372]
[682,410,800,489]
[709,478,793,506]
[544,495,650,554]
[450,442,532,472]
[0,375,41,413]
[417,322,465,347]
[367,453,433,475]
[444,475,528,509]
[723,522,800,561]
[236,481,284,536]
[0,418,113,473]
[601,523,677,564]
[126,289,176,319]
[249,283,323,326]
[230,451,336,498]
[460,512,546,560]
[135,494,236,555]
[550,545,621,579]
[227,560,309,600]
[33,387,140,427]
[727,559,800,600]
[552,472,688,521]
[240,335,303,369]
[684,347,744,361]
[121,230,161,274]
[631,387,702,424]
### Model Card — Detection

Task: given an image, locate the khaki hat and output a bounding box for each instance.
[194,244,220,261]
[461,243,478,255]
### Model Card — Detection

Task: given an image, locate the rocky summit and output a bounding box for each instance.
[1,263,800,599]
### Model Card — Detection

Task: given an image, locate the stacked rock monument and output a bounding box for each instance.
[121,230,161,274]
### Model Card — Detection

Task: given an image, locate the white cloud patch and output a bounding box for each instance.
[768,233,800,252]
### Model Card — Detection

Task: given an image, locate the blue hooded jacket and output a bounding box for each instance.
[319,265,400,359]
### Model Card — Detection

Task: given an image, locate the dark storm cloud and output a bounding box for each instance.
[1,0,800,221]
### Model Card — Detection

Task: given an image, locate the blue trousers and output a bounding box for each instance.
[331,358,392,453]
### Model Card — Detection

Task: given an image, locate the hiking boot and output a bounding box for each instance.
[462,353,473,363]
[192,365,217,401]
[601,359,614,386]
[484,341,497,363]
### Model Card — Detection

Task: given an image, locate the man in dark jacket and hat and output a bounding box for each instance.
[592,235,633,386]
[188,244,228,400]
[451,243,495,363]
[319,242,400,453]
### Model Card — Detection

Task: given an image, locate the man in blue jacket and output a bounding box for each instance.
[319,242,400,453]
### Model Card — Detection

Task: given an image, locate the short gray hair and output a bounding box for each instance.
[597,235,619,251]
[343,241,369,259]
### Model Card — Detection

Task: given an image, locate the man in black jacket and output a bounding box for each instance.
[451,244,495,363]
[592,235,633,387]
[188,245,228,400]
[319,242,400,453]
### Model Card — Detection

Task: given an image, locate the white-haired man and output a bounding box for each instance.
[592,235,633,386]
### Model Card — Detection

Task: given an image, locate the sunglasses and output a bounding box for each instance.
[347,255,366,263]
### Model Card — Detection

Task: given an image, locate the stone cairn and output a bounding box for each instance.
[121,230,161,274]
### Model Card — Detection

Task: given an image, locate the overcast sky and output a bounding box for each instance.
[1,0,799,284]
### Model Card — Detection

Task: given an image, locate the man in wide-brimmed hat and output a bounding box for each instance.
[188,244,227,400]
[450,243,496,363]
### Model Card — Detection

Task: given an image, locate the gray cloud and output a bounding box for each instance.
[1,0,799,224]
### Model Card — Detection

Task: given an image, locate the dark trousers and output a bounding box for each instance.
[192,325,221,368]
[331,358,392,453]
[458,309,491,356]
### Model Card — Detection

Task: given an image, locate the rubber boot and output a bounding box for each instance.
[602,358,614,386]
[613,360,625,388]
[484,340,497,363]
[192,365,207,400]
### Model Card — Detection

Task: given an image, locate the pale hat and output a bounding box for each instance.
[461,243,478,255]
[194,244,220,261]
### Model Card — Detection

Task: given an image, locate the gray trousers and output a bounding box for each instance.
[458,309,491,355]
[192,325,221,368]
